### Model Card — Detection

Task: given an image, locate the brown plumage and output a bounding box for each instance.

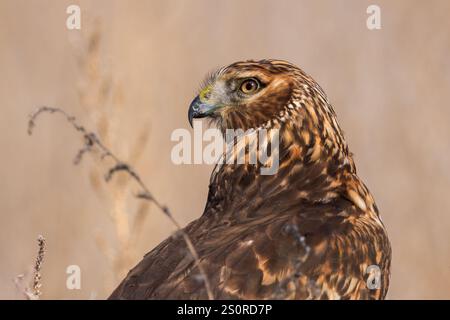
[109,60,391,300]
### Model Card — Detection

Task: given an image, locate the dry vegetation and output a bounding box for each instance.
[27,105,213,299]
[74,26,148,284]
[14,235,46,300]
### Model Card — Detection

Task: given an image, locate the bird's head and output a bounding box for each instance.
[188,59,352,169]
[189,60,299,131]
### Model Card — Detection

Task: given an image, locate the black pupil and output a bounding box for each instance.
[245,81,255,91]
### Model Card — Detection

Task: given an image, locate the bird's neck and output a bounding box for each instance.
[205,116,367,219]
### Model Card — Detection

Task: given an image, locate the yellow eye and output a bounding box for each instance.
[240,79,259,94]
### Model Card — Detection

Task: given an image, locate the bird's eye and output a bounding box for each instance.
[240,78,260,94]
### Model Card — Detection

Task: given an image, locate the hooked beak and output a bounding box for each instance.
[188,95,217,128]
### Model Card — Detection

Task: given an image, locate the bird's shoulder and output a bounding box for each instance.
[109,197,389,300]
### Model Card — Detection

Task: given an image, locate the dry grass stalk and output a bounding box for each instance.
[74,26,152,287]
[14,235,46,300]
[27,107,214,300]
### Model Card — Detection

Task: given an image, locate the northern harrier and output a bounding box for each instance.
[109,60,391,300]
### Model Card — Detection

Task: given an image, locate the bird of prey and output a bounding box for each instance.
[109,60,391,300]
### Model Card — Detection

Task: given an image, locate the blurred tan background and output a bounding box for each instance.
[1,0,449,299]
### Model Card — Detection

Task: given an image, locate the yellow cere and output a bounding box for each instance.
[199,85,212,103]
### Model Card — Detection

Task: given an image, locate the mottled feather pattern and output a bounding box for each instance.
[109,60,391,300]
